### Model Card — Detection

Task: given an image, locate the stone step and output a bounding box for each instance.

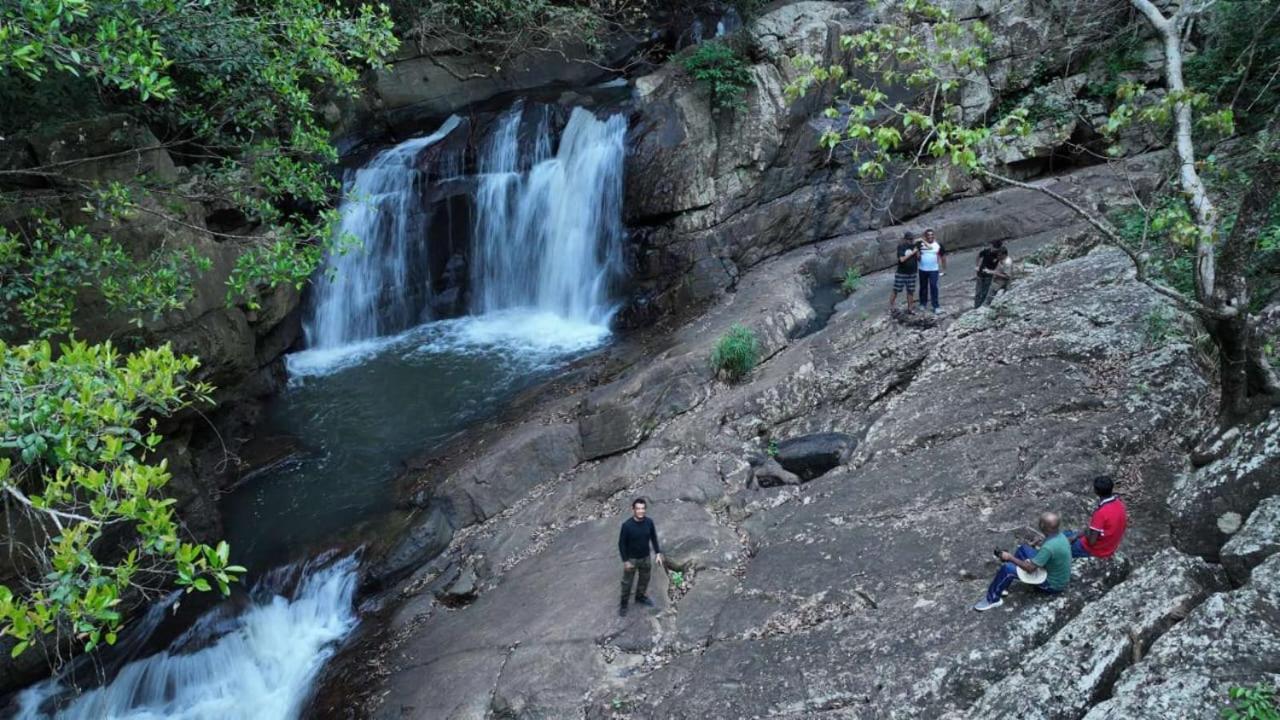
[963,548,1225,720]
[1082,552,1280,720]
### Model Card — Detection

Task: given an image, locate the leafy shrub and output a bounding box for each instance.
[840,267,863,295]
[679,40,753,111]
[1222,683,1279,720]
[0,339,244,657]
[711,324,759,381]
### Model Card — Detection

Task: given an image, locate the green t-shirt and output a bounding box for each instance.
[1032,533,1072,591]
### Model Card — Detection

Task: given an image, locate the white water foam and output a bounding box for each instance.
[15,555,358,720]
[305,116,463,350]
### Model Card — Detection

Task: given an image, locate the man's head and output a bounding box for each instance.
[924,228,936,242]
[903,230,916,242]
[991,239,1004,250]
[1038,511,1061,535]
[631,497,647,519]
[1093,474,1115,498]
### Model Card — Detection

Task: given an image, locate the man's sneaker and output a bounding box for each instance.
[932,307,941,315]
[1002,589,1010,597]
[973,597,1004,612]
[618,604,628,617]
[635,595,656,608]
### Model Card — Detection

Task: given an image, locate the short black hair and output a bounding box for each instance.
[1093,475,1115,497]
[631,497,647,508]
[903,230,916,240]
[991,239,1004,249]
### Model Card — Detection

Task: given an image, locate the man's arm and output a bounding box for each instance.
[999,551,1041,573]
[649,521,662,557]
[619,525,628,563]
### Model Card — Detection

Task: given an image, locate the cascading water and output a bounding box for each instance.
[304,115,462,351]
[471,106,627,326]
[14,554,358,720]
[11,101,632,720]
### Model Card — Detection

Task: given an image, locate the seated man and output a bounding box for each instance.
[1065,475,1127,559]
[974,511,1072,611]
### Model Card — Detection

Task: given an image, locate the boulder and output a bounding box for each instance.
[1220,496,1280,586]
[750,456,802,488]
[773,431,856,480]
[577,359,707,461]
[1082,553,1280,720]
[1169,409,1280,559]
[437,421,583,527]
[29,114,178,185]
[367,506,454,589]
[964,549,1225,720]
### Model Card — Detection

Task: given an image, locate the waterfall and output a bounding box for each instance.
[15,554,358,720]
[471,106,627,326]
[304,116,463,350]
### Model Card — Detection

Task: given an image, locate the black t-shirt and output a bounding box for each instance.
[896,243,919,274]
[978,248,1002,272]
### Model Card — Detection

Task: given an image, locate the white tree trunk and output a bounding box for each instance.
[1130,0,1220,301]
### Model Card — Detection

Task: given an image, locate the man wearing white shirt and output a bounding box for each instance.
[917,228,947,313]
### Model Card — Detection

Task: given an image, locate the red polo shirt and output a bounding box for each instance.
[1083,496,1127,558]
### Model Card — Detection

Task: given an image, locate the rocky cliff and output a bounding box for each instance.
[304,141,1275,717]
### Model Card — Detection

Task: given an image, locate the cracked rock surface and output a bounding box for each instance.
[323,172,1228,718]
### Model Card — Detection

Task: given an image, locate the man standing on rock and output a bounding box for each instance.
[1066,475,1128,559]
[975,511,1071,611]
[890,230,920,314]
[974,239,1006,308]
[917,228,947,314]
[618,497,663,617]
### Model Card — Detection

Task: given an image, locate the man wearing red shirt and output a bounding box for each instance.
[1067,475,1127,559]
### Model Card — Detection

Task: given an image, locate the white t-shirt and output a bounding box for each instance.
[919,241,943,272]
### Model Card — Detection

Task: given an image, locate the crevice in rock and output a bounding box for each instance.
[789,277,844,340]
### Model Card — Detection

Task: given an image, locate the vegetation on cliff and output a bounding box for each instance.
[0,0,397,662]
[787,0,1280,427]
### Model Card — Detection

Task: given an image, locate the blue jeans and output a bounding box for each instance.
[918,270,940,309]
[985,544,1060,603]
[1064,530,1093,559]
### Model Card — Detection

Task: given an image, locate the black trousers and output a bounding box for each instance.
[620,556,652,603]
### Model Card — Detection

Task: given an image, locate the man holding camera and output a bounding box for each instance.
[890,230,921,314]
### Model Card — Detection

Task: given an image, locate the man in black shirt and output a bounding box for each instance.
[974,239,1006,308]
[891,230,920,314]
[618,497,663,617]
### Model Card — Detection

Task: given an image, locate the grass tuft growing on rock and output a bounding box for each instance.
[679,40,753,111]
[711,323,759,381]
[839,266,862,295]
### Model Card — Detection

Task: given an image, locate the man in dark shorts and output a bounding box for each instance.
[618,497,663,617]
[890,230,920,314]
[974,239,1005,308]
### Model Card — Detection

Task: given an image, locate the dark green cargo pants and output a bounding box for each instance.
[620,556,652,604]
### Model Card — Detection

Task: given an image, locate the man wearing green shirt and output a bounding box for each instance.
[975,512,1072,611]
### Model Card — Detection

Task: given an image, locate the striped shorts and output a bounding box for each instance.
[893,272,917,293]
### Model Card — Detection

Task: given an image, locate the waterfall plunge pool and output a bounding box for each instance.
[13,102,629,719]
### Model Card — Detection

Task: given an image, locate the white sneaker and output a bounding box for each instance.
[973,598,1004,612]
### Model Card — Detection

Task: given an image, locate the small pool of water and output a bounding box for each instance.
[219,309,610,570]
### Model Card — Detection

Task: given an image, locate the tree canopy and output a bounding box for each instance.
[0,0,398,662]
